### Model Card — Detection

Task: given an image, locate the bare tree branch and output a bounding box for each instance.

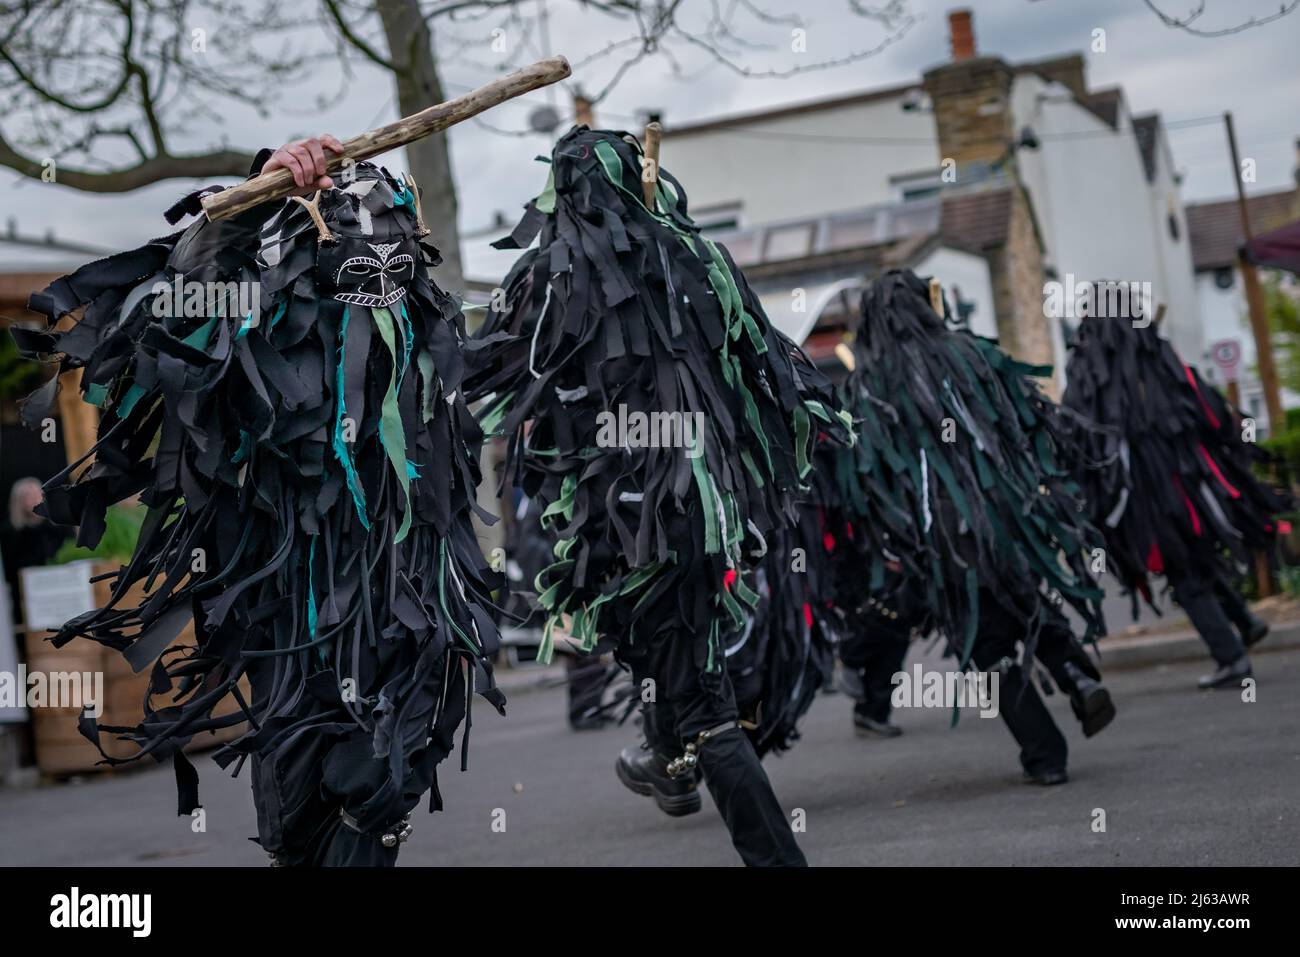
[323,0,400,69]
[0,0,915,285]
[0,127,253,190]
[0,0,321,189]
[1140,0,1299,37]
[0,0,136,111]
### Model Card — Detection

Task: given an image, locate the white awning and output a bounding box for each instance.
[757,278,864,344]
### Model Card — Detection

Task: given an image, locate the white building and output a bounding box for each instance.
[460,9,1297,424]
[1186,186,1300,429]
[652,10,1205,390]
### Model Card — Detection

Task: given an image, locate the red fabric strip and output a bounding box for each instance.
[1146,541,1164,574]
[1184,363,1221,430]
[1198,444,1241,499]
[1174,475,1202,536]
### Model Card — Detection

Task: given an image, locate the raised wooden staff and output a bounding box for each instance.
[202,55,572,222]
[641,121,663,208]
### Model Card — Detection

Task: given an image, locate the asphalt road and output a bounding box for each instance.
[2,641,1297,867]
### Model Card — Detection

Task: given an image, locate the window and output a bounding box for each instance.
[699,218,739,233]
[693,201,743,235]
[763,224,815,262]
[890,169,943,204]
[721,233,760,266]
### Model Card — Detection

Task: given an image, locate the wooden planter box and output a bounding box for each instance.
[22,561,247,776]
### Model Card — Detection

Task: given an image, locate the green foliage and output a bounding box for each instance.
[1264,274,1300,395]
[1260,427,1300,477]
[0,328,45,403]
[1277,564,1300,599]
[51,504,144,565]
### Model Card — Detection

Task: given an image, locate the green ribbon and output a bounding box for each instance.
[372,305,412,543]
[332,306,370,529]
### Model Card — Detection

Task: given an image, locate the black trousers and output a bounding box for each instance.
[1214,579,1253,633]
[247,652,473,867]
[1032,607,1101,693]
[840,622,910,723]
[633,631,807,867]
[567,637,615,723]
[972,595,1068,776]
[1168,568,1247,666]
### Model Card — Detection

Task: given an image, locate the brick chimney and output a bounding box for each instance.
[923,9,1054,374]
[924,11,1014,169]
[948,9,975,61]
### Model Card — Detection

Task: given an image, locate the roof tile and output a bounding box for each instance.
[1185,190,1296,271]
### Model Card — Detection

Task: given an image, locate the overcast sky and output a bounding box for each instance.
[4,0,1298,260]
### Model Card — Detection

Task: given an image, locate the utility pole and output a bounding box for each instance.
[1224,112,1284,433]
[1224,112,1281,598]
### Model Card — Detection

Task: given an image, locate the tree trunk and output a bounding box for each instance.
[376,0,465,293]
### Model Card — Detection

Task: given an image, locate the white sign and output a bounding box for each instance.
[1210,339,1242,384]
[0,578,24,722]
[20,560,97,631]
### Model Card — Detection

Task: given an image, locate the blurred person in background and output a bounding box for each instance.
[1,477,71,624]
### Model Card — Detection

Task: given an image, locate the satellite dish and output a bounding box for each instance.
[900,88,930,112]
[528,105,562,134]
[1017,125,1041,150]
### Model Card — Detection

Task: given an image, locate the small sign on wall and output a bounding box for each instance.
[1209,338,1242,384]
[20,560,97,632]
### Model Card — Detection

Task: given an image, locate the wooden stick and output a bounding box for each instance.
[641,122,662,208]
[928,277,943,315]
[202,56,572,222]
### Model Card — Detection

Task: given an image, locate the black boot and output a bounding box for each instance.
[1024,767,1069,786]
[853,704,902,738]
[615,743,702,816]
[1063,661,1116,738]
[615,700,702,816]
[1198,655,1252,690]
[694,727,808,866]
